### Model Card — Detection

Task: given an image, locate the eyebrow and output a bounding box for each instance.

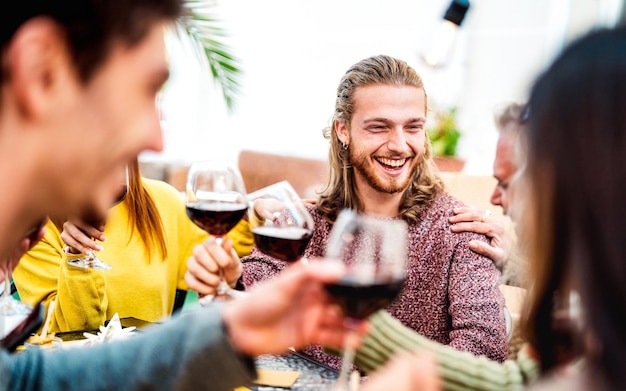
[364,117,426,124]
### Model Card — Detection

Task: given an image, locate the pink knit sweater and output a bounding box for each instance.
[241,192,508,369]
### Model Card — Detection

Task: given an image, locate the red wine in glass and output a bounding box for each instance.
[252,226,312,262]
[186,202,248,236]
[324,209,408,391]
[324,275,405,320]
[248,181,314,263]
[185,160,249,303]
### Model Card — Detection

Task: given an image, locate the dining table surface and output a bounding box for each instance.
[50,317,343,391]
[251,351,340,391]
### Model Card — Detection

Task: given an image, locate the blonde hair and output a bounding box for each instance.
[318,55,444,223]
[125,159,168,260]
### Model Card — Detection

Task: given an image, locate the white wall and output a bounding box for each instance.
[142,0,623,174]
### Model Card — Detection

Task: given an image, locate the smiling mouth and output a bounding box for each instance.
[375,157,409,169]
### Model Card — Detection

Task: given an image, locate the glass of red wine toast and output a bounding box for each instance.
[324,209,408,391]
[185,160,248,302]
[247,181,314,263]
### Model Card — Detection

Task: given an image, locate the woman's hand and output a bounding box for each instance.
[185,237,242,297]
[221,260,366,356]
[60,218,106,255]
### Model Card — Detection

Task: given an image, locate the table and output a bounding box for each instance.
[252,351,339,391]
[56,318,341,390]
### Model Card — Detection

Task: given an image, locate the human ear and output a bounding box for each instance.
[334,121,350,146]
[5,17,72,118]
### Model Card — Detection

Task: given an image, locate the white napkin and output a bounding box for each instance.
[83,313,135,345]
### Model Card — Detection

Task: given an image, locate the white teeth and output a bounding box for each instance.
[376,157,406,167]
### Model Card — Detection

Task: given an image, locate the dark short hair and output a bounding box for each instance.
[1,0,183,83]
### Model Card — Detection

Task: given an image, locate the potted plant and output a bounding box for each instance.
[427,106,465,172]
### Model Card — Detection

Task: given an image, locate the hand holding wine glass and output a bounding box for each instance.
[185,160,248,303]
[324,209,408,391]
[248,181,314,263]
[65,166,129,270]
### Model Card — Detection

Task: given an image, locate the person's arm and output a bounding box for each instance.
[354,311,540,391]
[447,231,509,363]
[13,220,109,333]
[5,306,257,391]
[7,260,358,391]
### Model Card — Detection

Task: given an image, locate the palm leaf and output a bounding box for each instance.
[176,0,243,113]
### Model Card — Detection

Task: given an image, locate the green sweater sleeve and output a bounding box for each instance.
[354,311,540,391]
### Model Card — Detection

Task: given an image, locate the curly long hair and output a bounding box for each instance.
[317,54,444,223]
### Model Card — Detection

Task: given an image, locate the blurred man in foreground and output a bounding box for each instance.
[0,2,358,390]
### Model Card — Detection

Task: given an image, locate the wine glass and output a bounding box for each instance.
[66,166,129,270]
[185,160,248,302]
[248,181,314,263]
[324,209,408,391]
[0,272,33,338]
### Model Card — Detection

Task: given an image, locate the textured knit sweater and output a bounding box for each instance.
[13,178,252,333]
[241,192,508,370]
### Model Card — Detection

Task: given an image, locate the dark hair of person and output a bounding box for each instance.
[523,26,626,389]
[0,0,183,84]
[318,54,444,223]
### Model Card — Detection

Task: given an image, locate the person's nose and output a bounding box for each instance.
[387,127,408,152]
[490,186,502,207]
[144,113,164,153]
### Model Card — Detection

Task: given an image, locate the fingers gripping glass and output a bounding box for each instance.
[67,166,129,270]
[185,160,248,302]
[248,181,314,264]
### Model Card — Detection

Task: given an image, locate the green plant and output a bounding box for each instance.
[427,106,461,157]
[176,0,242,113]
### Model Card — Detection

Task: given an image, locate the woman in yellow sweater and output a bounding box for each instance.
[13,159,252,333]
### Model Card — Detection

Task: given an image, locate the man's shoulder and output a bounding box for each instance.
[419,191,465,219]
[433,191,466,208]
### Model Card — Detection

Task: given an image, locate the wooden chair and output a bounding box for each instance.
[237,150,329,198]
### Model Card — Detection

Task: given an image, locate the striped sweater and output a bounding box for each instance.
[356,310,540,390]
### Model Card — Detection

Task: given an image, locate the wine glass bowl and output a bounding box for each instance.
[0,275,33,338]
[185,160,248,302]
[324,209,408,391]
[247,181,314,263]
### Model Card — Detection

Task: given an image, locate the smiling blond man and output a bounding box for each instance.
[188,55,508,369]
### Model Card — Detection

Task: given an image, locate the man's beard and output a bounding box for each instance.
[350,148,417,194]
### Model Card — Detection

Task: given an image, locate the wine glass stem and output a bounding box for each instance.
[214,237,230,295]
[334,329,359,391]
[216,271,230,295]
[3,274,11,300]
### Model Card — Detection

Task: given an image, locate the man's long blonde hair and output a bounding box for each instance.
[317,55,444,223]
